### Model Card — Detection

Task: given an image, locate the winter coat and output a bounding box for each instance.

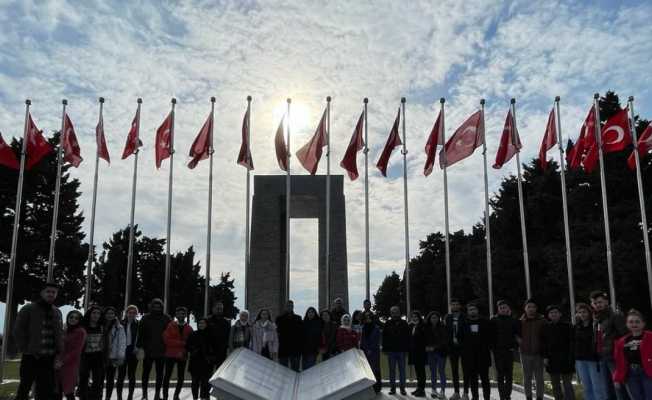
[574,320,599,361]
[541,321,575,374]
[330,307,347,327]
[490,314,519,351]
[58,326,86,395]
[594,308,627,361]
[208,315,231,359]
[382,318,410,353]
[408,322,427,366]
[106,321,127,362]
[613,330,652,384]
[136,312,171,358]
[14,300,64,357]
[301,318,323,356]
[335,327,360,352]
[360,323,382,364]
[228,320,252,352]
[275,312,303,357]
[186,329,215,374]
[320,320,338,356]
[463,317,492,367]
[424,323,449,355]
[162,321,193,360]
[250,320,279,355]
[519,314,545,355]
[122,319,139,351]
[444,312,467,349]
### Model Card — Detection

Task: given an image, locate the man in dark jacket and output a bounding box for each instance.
[463,303,491,400]
[208,301,231,372]
[330,297,347,326]
[490,300,519,400]
[518,299,545,400]
[137,298,171,400]
[275,300,303,371]
[444,298,469,400]
[541,305,575,400]
[382,306,410,395]
[14,282,63,400]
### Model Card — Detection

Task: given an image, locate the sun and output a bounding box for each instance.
[272,101,311,134]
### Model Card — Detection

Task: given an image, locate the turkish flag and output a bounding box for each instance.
[62,113,83,167]
[493,109,522,169]
[274,117,288,172]
[96,112,110,163]
[25,113,53,170]
[155,112,173,169]
[568,106,595,170]
[539,108,557,170]
[0,133,19,170]
[439,110,484,168]
[188,111,213,169]
[121,107,142,159]
[297,108,327,175]
[340,111,364,180]
[237,108,254,170]
[584,107,632,173]
[628,123,652,170]
[424,109,444,176]
[376,108,402,177]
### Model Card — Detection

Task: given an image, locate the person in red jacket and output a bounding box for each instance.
[58,310,87,400]
[336,314,360,352]
[613,309,652,400]
[162,307,193,400]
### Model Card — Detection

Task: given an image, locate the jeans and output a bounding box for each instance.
[604,360,631,400]
[302,353,317,370]
[465,352,490,400]
[142,356,165,399]
[449,346,469,394]
[493,349,514,400]
[16,354,56,400]
[116,349,138,400]
[386,352,406,390]
[413,359,426,392]
[575,360,608,400]
[550,373,575,400]
[426,352,446,393]
[279,355,301,372]
[162,358,187,399]
[521,353,544,400]
[79,352,105,400]
[625,366,652,400]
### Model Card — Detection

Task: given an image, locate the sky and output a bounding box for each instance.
[1,0,651,318]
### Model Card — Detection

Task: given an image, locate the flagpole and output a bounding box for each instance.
[124,98,142,311]
[286,98,292,305]
[364,98,370,302]
[480,99,494,312]
[627,96,652,308]
[440,98,452,314]
[244,95,252,310]
[204,97,216,316]
[326,96,332,307]
[555,96,576,317]
[511,99,531,299]
[47,99,67,283]
[400,97,411,316]
[593,93,617,310]
[84,98,103,311]
[0,100,32,383]
[163,98,176,314]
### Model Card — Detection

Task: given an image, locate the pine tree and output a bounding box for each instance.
[373,271,404,319]
[205,272,239,319]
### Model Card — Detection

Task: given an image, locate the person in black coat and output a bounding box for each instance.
[186,318,215,400]
[463,302,491,400]
[319,310,338,360]
[445,298,469,399]
[275,300,303,371]
[541,305,575,400]
[408,311,427,398]
[490,300,519,400]
[207,302,231,372]
[382,306,410,395]
[301,307,322,370]
[137,299,171,400]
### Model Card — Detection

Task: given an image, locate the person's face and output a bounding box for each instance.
[591,297,609,312]
[525,303,537,316]
[307,309,316,319]
[451,302,461,313]
[126,309,137,320]
[213,303,224,315]
[390,307,400,319]
[548,309,561,323]
[321,312,330,322]
[41,287,58,304]
[429,314,439,324]
[67,313,80,327]
[261,310,269,321]
[342,316,351,326]
[411,314,419,324]
[577,307,590,322]
[90,309,101,323]
[286,302,294,313]
[197,320,207,330]
[467,306,479,318]
[334,299,343,309]
[363,300,371,311]
[239,312,249,323]
[176,310,187,322]
[151,302,163,313]
[105,309,116,321]
[497,304,511,316]
[627,315,645,333]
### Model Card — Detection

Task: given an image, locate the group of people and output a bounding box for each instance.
[12,282,652,400]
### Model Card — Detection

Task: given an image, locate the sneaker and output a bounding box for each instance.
[413,390,426,398]
[389,388,396,395]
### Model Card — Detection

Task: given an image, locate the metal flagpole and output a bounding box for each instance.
[84,98,104,310]
[124,98,142,311]
[0,100,32,383]
[364,98,370,302]
[401,97,411,316]
[204,97,216,316]
[47,99,67,283]
[286,98,292,305]
[441,98,452,314]
[326,96,331,307]
[480,99,494,312]
[511,99,531,299]
[163,98,176,314]
[245,96,252,310]
[627,96,652,308]
[593,93,617,309]
[555,96,576,317]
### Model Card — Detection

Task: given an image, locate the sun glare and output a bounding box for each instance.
[272,101,312,133]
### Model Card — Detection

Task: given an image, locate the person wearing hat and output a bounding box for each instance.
[541,305,575,400]
[136,298,171,400]
[518,298,545,400]
[490,300,519,400]
[14,282,64,400]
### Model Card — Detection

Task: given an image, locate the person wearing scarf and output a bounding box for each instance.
[251,309,279,360]
[336,314,360,352]
[228,310,252,352]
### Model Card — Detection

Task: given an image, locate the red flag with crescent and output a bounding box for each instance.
[376,108,402,177]
[424,109,444,176]
[0,133,19,170]
[493,109,522,169]
[439,110,484,168]
[62,113,83,167]
[628,123,652,170]
[237,108,254,170]
[25,113,53,170]
[583,108,631,173]
[340,111,364,180]
[296,108,327,175]
[539,108,557,170]
[274,117,288,172]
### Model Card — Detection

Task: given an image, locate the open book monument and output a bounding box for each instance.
[209,348,377,400]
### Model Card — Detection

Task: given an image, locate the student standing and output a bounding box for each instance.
[351,310,364,336]
[463,303,491,400]
[542,305,575,400]
[186,318,215,400]
[613,309,652,400]
[208,301,231,372]
[228,310,251,352]
[79,305,106,400]
[116,305,140,400]
[336,314,360,352]
[162,307,192,400]
[425,311,448,399]
[104,306,126,400]
[250,309,279,360]
[383,305,410,395]
[360,311,382,394]
[137,298,171,400]
[490,300,519,400]
[445,298,469,400]
[519,299,545,400]
[59,310,87,400]
[276,300,303,371]
[330,297,347,325]
[301,307,322,370]
[408,311,427,398]
[574,302,608,400]
[319,310,338,360]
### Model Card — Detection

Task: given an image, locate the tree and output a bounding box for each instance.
[373,271,404,319]
[205,272,239,319]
